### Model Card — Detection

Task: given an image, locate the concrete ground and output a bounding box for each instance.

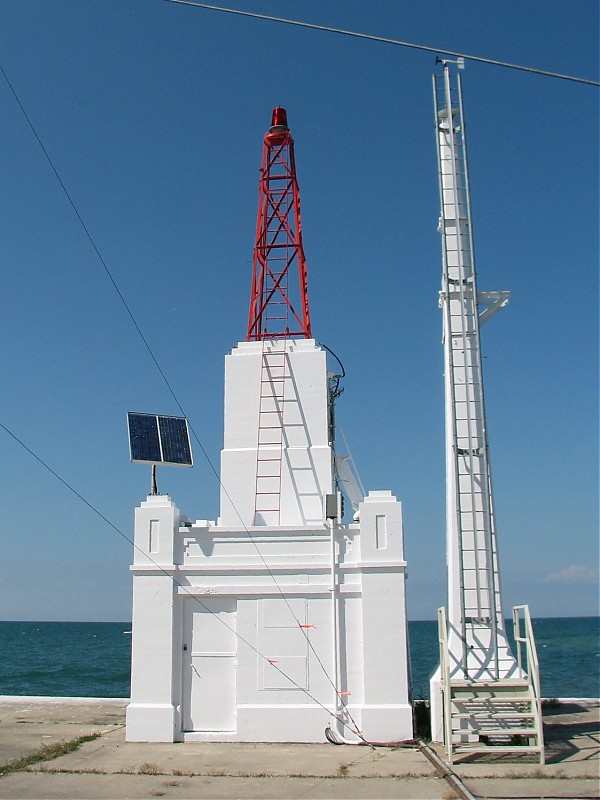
[0,697,598,799]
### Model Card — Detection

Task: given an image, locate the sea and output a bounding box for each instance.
[0,617,597,700]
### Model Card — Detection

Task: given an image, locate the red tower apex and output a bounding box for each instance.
[246,108,312,341]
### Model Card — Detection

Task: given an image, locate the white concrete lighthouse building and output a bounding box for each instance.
[126,109,413,744]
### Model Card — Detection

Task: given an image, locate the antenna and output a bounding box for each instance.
[127,412,193,495]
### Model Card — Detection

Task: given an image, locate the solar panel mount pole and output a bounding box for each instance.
[150,464,158,496]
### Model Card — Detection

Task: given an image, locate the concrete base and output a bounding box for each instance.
[360,704,414,744]
[2,698,599,800]
[429,666,443,743]
[179,704,413,743]
[125,702,178,742]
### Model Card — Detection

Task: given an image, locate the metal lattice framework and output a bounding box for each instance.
[246,108,311,341]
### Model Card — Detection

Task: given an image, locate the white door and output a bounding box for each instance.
[182,598,237,731]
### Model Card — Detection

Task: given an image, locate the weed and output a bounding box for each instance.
[528,768,546,779]
[138,762,161,775]
[150,792,166,798]
[234,771,274,778]
[337,763,349,778]
[31,767,105,775]
[442,790,459,800]
[468,767,590,780]
[541,698,561,708]
[0,734,101,777]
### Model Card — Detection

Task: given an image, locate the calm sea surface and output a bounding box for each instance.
[0,617,597,699]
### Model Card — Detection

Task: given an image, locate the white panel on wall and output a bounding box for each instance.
[262,655,308,690]
[149,519,159,553]
[182,598,237,731]
[262,597,306,628]
[259,597,308,691]
[375,515,387,550]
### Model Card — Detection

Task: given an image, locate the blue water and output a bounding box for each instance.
[408,616,600,700]
[0,617,597,699]
[0,621,131,698]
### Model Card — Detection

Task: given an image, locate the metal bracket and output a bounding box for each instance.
[477,291,510,325]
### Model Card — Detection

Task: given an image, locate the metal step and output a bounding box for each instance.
[453,711,534,719]
[476,727,539,736]
[451,691,532,701]
[453,744,544,755]
[450,679,531,690]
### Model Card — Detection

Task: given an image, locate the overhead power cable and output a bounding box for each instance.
[0,418,365,741]
[0,63,361,734]
[163,0,600,87]
[0,63,180,415]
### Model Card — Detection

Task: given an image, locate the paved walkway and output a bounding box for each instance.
[0,697,598,799]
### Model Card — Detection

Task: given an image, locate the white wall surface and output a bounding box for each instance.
[219,339,333,527]
[127,491,413,743]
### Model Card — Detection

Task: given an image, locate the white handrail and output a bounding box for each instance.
[437,606,454,760]
[513,604,544,763]
[512,604,542,697]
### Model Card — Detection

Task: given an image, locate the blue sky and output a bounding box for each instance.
[0,1,597,622]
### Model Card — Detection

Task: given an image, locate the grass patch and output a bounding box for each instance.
[138,762,161,775]
[37,767,105,775]
[541,698,561,708]
[172,768,431,780]
[442,790,459,800]
[463,767,590,780]
[0,734,101,777]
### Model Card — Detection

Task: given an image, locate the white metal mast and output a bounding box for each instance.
[434,61,515,681]
[430,62,544,764]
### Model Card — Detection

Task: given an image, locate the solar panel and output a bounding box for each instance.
[127,413,193,467]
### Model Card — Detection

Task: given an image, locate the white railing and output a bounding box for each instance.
[437,606,453,759]
[438,604,545,763]
[513,606,541,688]
[512,604,544,746]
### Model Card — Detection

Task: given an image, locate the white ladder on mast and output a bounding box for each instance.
[433,62,543,763]
[435,65,504,675]
[254,342,286,526]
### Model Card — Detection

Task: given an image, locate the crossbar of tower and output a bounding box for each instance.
[247,107,311,342]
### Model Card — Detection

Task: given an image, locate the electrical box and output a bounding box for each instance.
[324,492,343,520]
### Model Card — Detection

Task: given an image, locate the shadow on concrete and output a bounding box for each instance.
[542,702,600,765]
[543,726,600,764]
[542,701,592,717]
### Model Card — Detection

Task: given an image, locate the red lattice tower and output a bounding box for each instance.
[246,108,311,341]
